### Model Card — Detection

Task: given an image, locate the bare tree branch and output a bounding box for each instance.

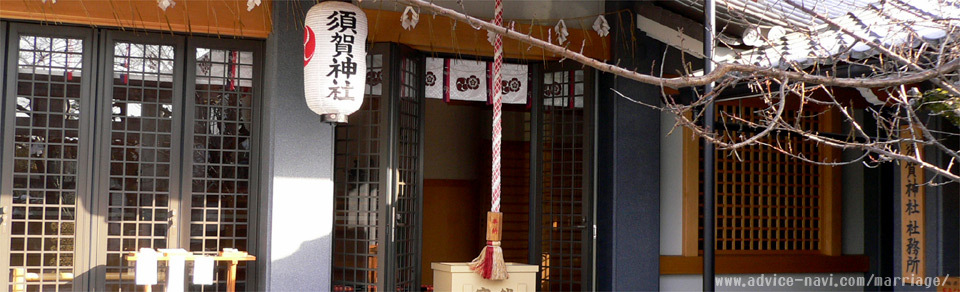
[394,0,960,89]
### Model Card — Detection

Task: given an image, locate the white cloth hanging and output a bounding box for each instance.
[499,63,528,104]
[425,57,445,100]
[447,59,488,102]
[425,57,527,105]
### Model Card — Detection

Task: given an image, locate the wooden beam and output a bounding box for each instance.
[681,110,700,257]
[0,0,273,38]
[364,8,610,61]
[660,255,870,275]
[820,108,843,256]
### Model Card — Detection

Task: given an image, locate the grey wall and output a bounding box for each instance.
[596,2,666,290]
[258,1,334,290]
[842,110,866,255]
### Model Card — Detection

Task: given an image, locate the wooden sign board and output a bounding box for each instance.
[900,130,925,283]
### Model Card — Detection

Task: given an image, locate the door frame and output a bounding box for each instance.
[530,61,596,291]
[331,42,393,290]
[331,42,425,291]
[90,29,186,289]
[181,36,265,289]
[0,22,98,291]
[382,42,426,291]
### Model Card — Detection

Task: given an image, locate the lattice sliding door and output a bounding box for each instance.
[696,102,836,254]
[535,64,594,292]
[182,39,263,291]
[333,45,389,292]
[389,47,423,292]
[1,26,264,291]
[96,33,185,291]
[332,43,423,292]
[1,25,96,292]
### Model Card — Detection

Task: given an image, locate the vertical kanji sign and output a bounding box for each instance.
[304,1,368,121]
[900,126,925,283]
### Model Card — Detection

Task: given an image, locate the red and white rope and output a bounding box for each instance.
[491,0,503,213]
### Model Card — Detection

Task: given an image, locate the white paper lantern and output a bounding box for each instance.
[304,1,368,122]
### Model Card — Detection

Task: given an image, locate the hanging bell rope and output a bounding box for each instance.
[467,0,508,281]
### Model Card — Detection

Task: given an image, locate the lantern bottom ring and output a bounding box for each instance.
[322,113,349,124]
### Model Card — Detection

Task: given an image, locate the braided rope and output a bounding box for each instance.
[491,0,503,213]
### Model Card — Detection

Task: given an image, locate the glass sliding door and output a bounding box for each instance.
[182,38,263,291]
[535,63,595,292]
[0,24,96,292]
[93,32,185,291]
[1,24,264,291]
[332,43,424,292]
[333,43,390,292]
[389,46,423,292]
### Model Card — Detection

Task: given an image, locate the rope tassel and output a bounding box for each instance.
[469,212,508,280]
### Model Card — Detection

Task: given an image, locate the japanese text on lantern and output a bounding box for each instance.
[326,10,358,101]
[900,134,925,283]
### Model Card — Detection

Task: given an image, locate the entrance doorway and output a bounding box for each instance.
[331,44,595,291]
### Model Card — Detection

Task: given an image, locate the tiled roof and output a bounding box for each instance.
[670,0,876,30]
[728,0,960,68]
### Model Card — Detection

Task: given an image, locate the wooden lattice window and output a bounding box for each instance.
[681,100,843,256]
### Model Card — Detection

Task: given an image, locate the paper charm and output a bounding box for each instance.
[193,256,215,285]
[555,19,569,45]
[167,255,186,292]
[157,0,175,11]
[41,0,57,3]
[246,0,261,11]
[593,15,610,37]
[401,6,420,31]
[135,248,159,285]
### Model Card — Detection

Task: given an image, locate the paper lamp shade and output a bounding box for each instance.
[304,1,368,120]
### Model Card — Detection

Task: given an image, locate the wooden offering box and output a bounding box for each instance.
[432,262,538,292]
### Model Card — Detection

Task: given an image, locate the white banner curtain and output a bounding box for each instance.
[424,57,528,105]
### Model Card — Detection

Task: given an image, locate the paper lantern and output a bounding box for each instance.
[304,1,368,123]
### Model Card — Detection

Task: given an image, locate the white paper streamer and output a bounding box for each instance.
[555,20,569,45]
[193,256,215,285]
[157,0,175,11]
[246,0,261,11]
[167,255,186,292]
[135,248,158,285]
[401,6,420,30]
[593,15,610,37]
